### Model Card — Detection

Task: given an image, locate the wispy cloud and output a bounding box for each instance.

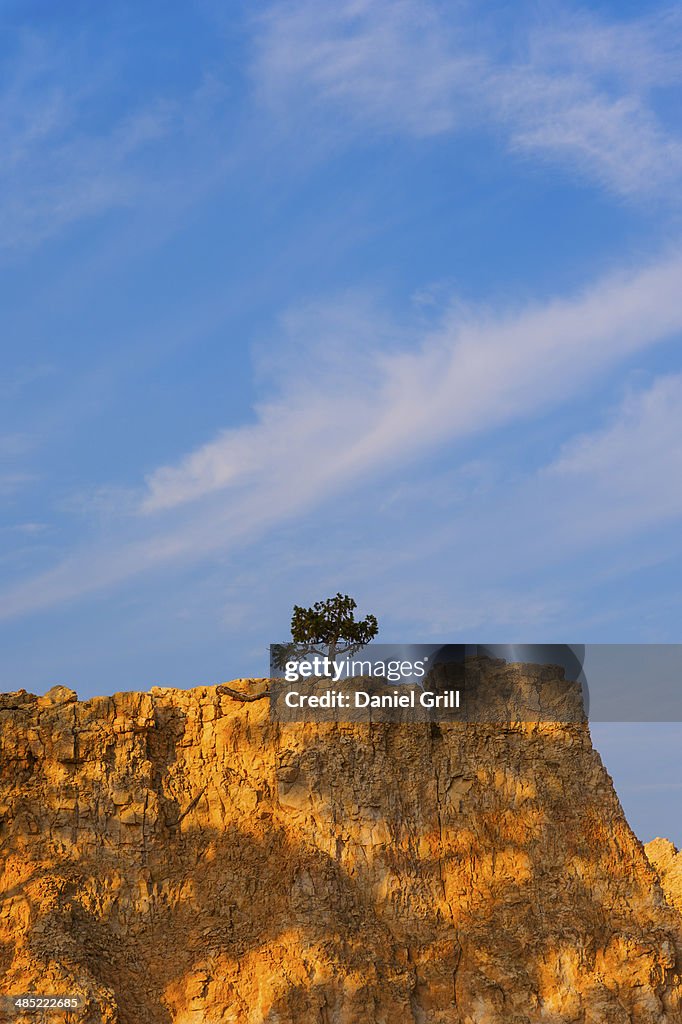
[0,473,37,498]
[494,70,682,197]
[426,370,682,581]
[1,38,141,250]
[1,249,682,619]
[143,250,682,512]
[0,30,223,255]
[4,1,679,260]
[524,7,682,88]
[253,0,682,197]
[253,0,475,138]
[545,373,682,535]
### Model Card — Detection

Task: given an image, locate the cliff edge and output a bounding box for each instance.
[1,663,682,1023]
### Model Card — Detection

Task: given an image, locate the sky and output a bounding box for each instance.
[1,0,682,843]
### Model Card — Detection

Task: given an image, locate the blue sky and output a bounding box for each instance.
[1,1,682,842]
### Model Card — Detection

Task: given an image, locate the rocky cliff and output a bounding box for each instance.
[1,663,682,1023]
[647,840,682,919]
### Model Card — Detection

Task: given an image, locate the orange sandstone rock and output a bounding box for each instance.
[0,668,680,1023]
[647,838,682,919]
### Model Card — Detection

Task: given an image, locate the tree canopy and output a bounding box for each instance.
[273,593,378,670]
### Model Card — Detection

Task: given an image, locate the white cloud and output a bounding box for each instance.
[405,371,682,576]
[4,0,679,259]
[524,7,682,88]
[143,251,682,512]
[2,249,682,620]
[0,32,221,255]
[478,5,682,196]
[496,73,682,197]
[0,40,141,251]
[253,0,682,197]
[547,373,682,531]
[252,0,475,137]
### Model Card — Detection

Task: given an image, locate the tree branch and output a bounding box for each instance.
[216,684,271,702]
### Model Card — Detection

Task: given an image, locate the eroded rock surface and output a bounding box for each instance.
[647,839,682,919]
[1,664,681,1023]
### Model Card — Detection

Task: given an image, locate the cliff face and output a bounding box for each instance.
[1,669,681,1024]
[647,840,682,919]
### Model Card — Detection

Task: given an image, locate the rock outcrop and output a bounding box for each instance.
[647,839,682,918]
[1,664,682,1023]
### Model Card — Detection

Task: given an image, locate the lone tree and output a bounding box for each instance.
[274,593,378,671]
[218,594,378,701]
